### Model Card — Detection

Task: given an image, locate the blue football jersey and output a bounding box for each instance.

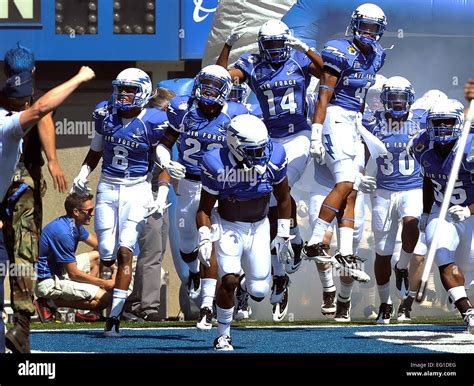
[93,102,166,180]
[201,142,287,200]
[413,131,474,207]
[363,109,427,191]
[321,39,385,112]
[234,50,312,138]
[167,96,248,176]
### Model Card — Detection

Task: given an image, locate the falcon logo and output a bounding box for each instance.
[324,46,348,60]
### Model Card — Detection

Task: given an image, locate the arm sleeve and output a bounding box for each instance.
[269,143,288,185]
[3,112,24,140]
[166,96,188,133]
[321,42,350,74]
[200,154,223,196]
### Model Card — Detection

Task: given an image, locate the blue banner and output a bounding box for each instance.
[180,0,218,59]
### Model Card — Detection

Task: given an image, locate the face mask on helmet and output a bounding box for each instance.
[427,116,463,144]
[381,89,414,118]
[228,84,247,103]
[111,68,152,110]
[194,73,230,106]
[351,4,387,45]
[240,140,273,174]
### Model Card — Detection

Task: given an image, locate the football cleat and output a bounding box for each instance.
[301,242,333,264]
[321,291,337,316]
[334,300,351,322]
[196,307,213,331]
[34,297,55,323]
[464,308,474,334]
[334,253,370,283]
[186,271,201,300]
[270,275,290,304]
[272,285,289,322]
[104,316,121,337]
[235,282,252,321]
[285,242,304,274]
[394,262,410,298]
[397,296,414,321]
[214,334,234,351]
[376,303,393,325]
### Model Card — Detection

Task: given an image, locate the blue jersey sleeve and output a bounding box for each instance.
[145,108,169,146]
[201,149,225,195]
[92,100,110,136]
[362,112,378,134]
[233,53,260,81]
[227,101,249,117]
[293,50,312,76]
[166,96,189,133]
[268,142,288,184]
[412,131,430,164]
[321,40,351,74]
[78,225,90,242]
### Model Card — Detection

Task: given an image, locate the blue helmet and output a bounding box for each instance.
[381,76,415,118]
[351,3,387,45]
[193,65,232,106]
[227,83,249,103]
[426,99,465,144]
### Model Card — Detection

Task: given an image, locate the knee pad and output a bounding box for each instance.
[247,280,270,300]
[180,249,198,263]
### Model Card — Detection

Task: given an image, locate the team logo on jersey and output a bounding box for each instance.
[415,141,425,153]
[347,46,356,55]
[178,101,188,110]
[422,160,431,168]
[286,63,297,76]
[353,61,361,69]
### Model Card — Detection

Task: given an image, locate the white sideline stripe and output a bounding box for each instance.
[31,350,98,354]
[30,323,449,333]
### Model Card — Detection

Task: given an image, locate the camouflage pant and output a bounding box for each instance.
[2,166,45,316]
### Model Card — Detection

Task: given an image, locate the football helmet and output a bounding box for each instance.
[366,74,387,111]
[228,83,249,103]
[351,3,387,45]
[380,76,415,118]
[227,114,272,174]
[258,19,291,63]
[112,68,153,110]
[412,90,448,111]
[426,99,465,144]
[193,65,232,106]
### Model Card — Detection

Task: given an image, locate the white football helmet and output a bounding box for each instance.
[228,82,249,104]
[412,89,448,111]
[351,3,387,45]
[112,68,153,110]
[193,64,232,106]
[366,74,387,111]
[426,99,465,144]
[258,19,291,63]
[380,76,415,118]
[227,114,272,174]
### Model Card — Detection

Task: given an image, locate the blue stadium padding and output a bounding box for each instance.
[156,78,195,283]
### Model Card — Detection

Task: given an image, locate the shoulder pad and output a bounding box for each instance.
[202,148,225,178]
[268,142,287,171]
[227,101,249,117]
[169,95,190,113]
[92,100,111,120]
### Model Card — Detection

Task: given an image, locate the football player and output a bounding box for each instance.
[155,65,248,330]
[363,76,427,323]
[303,3,387,284]
[217,19,323,322]
[412,99,474,334]
[71,68,167,336]
[197,114,291,350]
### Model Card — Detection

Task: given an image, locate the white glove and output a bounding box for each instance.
[225,20,247,46]
[144,184,171,219]
[155,144,186,180]
[359,174,377,194]
[284,36,310,54]
[419,213,429,232]
[310,123,325,165]
[406,135,416,157]
[71,164,91,196]
[448,205,471,223]
[297,200,309,218]
[197,226,212,268]
[271,235,295,265]
[271,219,295,264]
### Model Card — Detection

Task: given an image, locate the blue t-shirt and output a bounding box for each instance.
[363,109,427,191]
[37,216,90,279]
[93,102,166,180]
[201,142,287,200]
[234,50,312,138]
[413,131,474,208]
[321,39,385,112]
[167,96,248,176]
